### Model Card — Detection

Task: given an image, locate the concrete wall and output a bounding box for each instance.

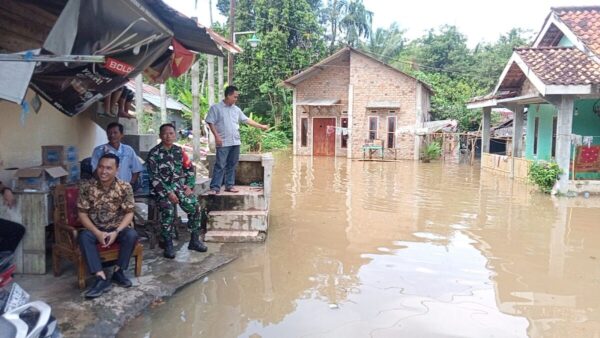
[349,52,423,159]
[526,100,600,161]
[525,99,600,179]
[0,90,105,184]
[294,55,350,157]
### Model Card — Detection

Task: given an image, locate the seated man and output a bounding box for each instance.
[77,153,138,299]
[147,123,207,259]
[0,182,25,254]
[91,122,144,188]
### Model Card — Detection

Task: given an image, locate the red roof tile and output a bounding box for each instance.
[515,47,600,85]
[554,6,600,56]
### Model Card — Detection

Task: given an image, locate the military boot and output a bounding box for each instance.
[188,231,208,252]
[163,236,176,259]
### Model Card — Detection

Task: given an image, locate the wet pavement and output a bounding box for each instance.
[119,152,600,338]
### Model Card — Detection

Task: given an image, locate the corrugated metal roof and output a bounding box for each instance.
[126,80,188,111]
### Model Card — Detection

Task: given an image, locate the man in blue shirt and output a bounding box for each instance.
[205,86,268,194]
[91,122,144,187]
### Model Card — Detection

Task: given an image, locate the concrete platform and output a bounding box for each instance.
[204,230,266,243]
[201,186,267,211]
[208,210,268,231]
[13,236,237,338]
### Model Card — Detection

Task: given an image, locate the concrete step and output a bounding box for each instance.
[194,177,211,195]
[204,230,266,243]
[200,186,267,211]
[208,210,268,231]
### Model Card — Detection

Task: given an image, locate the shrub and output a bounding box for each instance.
[422,141,442,161]
[528,161,562,193]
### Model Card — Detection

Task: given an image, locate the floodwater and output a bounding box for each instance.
[119,152,600,338]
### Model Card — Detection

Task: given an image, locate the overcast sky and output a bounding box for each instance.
[166,0,599,47]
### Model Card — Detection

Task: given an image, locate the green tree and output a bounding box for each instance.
[322,0,373,50]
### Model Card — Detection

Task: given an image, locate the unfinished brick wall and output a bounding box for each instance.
[349,52,421,160]
[291,49,431,159]
[295,55,350,156]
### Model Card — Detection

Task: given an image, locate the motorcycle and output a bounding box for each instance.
[0,251,60,338]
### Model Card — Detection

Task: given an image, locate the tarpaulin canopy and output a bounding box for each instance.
[0,0,226,117]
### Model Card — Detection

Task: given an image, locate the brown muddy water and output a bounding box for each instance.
[119,152,600,338]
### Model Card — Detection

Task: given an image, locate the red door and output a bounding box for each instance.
[313,118,336,156]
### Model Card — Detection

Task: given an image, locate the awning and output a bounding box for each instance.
[0,0,224,116]
[366,100,401,109]
[296,99,341,106]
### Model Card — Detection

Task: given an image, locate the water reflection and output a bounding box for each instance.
[119,152,600,338]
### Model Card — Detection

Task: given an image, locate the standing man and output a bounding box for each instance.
[77,153,138,299]
[91,122,144,188]
[205,86,268,194]
[0,182,25,253]
[146,123,207,259]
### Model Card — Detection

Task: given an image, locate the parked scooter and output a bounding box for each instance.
[0,251,60,338]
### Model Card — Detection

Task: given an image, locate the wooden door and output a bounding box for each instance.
[312,118,336,156]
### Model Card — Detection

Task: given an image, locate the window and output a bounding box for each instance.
[533,117,540,155]
[387,116,396,148]
[552,116,557,157]
[301,118,308,147]
[341,117,348,148]
[368,116,378,140]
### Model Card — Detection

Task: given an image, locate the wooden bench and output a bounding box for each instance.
[52,184,143,289]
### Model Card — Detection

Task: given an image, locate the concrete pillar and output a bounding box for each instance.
[481,107,491,154]
[160,83,167,124]
[414,83,424,160]
[207,55,215,106]
[191,61,201,159]
[135,74,143,133]
[292,90,297,155]
[555,96,575,194]
[218,57,224,100]
[510,104,524,178]
[347,84,353,158]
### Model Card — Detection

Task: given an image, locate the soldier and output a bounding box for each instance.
[146,123,207,258]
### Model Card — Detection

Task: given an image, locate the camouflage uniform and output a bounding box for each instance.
[146,143,199,238]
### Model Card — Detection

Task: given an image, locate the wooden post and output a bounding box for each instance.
[218,57,224,100]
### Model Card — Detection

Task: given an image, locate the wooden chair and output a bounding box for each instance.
[52,184,143,289]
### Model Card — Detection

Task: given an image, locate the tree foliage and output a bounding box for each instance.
[166,1,533,144]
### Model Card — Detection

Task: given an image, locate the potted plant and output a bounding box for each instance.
[421,141,442,163]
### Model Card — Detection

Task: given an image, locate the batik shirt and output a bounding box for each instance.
[77,178,135,231]
[146,143,195,199]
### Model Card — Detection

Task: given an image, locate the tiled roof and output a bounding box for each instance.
[554,6,600,56]
[515,47,600,85]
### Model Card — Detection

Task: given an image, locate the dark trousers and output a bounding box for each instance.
[0,218,26,253]
[78,228,138,274]
[210,145,240,191]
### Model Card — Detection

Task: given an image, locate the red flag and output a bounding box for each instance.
[171,39,195,77]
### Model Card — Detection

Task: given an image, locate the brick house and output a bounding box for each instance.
[282,46,432,160]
